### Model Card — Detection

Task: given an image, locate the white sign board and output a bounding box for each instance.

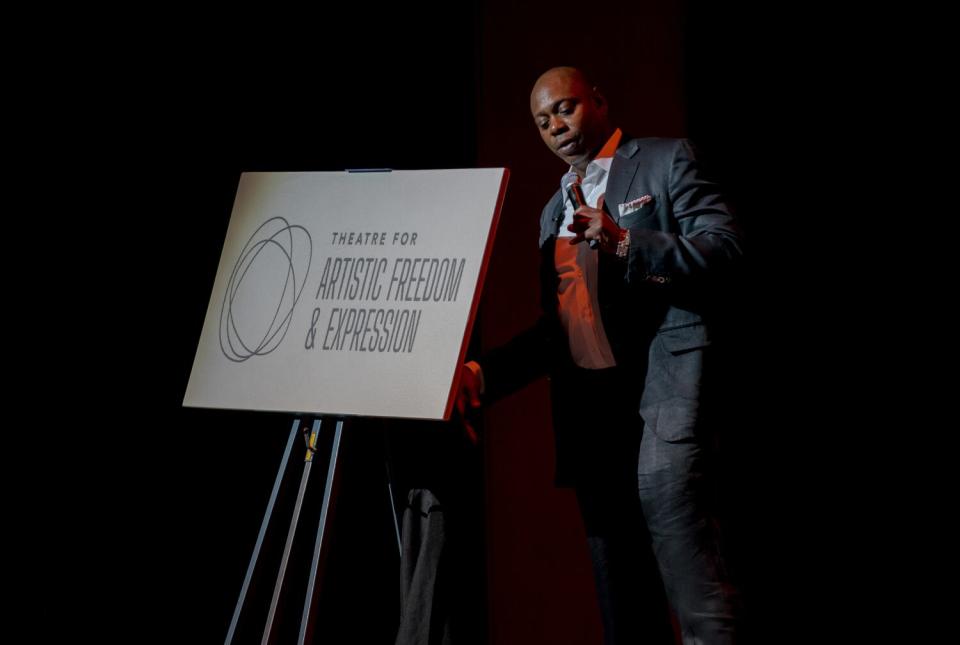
[183,169,508,420]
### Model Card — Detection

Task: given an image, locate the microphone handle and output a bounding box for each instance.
[566,184,599,250]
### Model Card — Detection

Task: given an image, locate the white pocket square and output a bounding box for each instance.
[618,195,654,217]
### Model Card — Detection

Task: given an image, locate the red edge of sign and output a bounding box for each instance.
[441,168,510,421]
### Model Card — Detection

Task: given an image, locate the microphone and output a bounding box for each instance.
[563,174,599,249]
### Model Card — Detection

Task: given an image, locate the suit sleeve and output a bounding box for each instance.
[474,314,561,403]
[623,139,743,287]
[473,198,566,403]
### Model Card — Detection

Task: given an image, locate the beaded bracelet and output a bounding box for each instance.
[615,229,630,258]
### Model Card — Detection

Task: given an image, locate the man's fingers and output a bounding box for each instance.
[463,419,478,445]
[568,218,589,231]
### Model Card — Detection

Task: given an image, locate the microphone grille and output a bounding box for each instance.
[561,170,580,191]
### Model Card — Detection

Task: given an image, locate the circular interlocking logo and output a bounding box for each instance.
[219,217,313,362]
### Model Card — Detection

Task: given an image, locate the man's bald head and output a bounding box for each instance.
[529,67,613,173]
[529,67,595,111]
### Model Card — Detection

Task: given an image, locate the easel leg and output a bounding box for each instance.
[297,418,345,644]
[261,418,323,645]
[225,418,302,645]
[385,460,403,557]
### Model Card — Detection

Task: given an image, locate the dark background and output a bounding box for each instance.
[55,1,891,642]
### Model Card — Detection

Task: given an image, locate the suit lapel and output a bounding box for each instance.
[604,138,642,223]
[540,192,565,248]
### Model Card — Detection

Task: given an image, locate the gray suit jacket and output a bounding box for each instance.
[481,137,743,483]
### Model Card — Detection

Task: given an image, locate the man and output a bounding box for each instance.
[458,67,743,644]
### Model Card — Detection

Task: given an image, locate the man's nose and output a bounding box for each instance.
[549,116,567,135]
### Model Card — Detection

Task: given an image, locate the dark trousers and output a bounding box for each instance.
[568,366,741,645]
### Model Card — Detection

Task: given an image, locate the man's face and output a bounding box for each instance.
[530,73,609,170]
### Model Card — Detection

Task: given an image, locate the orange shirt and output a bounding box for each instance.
[554,128,622,369]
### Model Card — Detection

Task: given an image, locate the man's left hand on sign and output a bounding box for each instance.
[455,362,483,445]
